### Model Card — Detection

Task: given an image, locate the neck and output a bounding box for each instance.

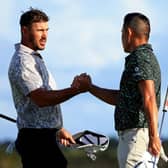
[129,38,147,52]
[21,39,36,51]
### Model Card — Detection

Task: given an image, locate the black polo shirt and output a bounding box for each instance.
[114,44,161,131]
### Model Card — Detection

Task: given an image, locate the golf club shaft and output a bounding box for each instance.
[0,114,16,123]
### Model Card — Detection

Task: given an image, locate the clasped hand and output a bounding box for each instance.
[71,73,92,93]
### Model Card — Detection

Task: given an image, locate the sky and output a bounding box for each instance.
[0,0,168,142]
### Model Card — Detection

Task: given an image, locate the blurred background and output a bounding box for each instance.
[0,139,168,168]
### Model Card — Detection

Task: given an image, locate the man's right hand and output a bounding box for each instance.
[71,73,92,93]
[148,135,161,156]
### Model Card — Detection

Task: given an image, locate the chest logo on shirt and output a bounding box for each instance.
[135,67,139,72]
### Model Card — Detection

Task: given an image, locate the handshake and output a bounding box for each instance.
[71,73,92,93]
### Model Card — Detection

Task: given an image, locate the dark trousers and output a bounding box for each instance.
[15,128,67,168]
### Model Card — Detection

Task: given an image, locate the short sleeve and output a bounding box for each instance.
[131,51,154,82]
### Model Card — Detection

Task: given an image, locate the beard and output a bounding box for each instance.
[29,33,46,51]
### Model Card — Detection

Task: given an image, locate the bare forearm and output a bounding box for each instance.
[144,97,159,138]
[138,80,159,137]
[144,95,161,156]
[138,80,161,156]
[89,84,119,105]
[29,87,80,107]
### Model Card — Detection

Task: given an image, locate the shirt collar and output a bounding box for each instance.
[15,43,43,59]
[133,43,152,52]
[125,43,152,60]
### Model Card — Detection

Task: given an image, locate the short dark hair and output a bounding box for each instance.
[20,8,49,27]
[123,12,150,39]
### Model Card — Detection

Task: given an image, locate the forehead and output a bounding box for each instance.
[31,21,48,29]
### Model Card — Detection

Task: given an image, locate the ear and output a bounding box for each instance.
[21,26,28,35]
[127,27,133,42]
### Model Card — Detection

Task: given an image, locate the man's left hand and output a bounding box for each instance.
[57,128,76,146]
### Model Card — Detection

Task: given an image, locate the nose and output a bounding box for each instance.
[42,30,48,39]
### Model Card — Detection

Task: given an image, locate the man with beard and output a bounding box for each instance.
[8,8,89,168]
